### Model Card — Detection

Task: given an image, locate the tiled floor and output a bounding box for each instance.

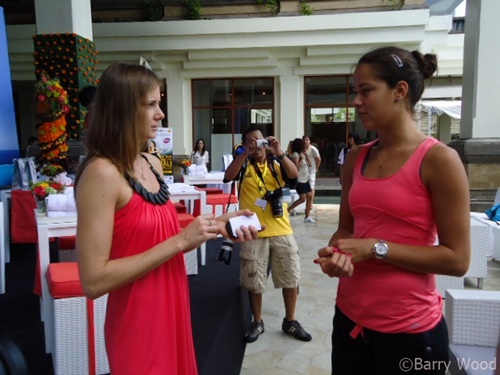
[240,204,500,375]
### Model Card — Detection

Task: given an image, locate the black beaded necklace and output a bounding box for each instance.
[128,154,170,205]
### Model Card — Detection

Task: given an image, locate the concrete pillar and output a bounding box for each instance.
[166,74,192,156]
[35,0,93,40]
[437,115,451,145]
[279,71,303,144]
[449,0,500,211]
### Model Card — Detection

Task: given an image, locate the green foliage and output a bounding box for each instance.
[183,0,202,20]
[145,0,164,21]
[257,0,279,14]
[300,2,313,15]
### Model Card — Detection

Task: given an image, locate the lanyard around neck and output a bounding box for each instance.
[250,157,282,193]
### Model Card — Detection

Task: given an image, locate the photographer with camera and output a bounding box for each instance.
[224,125,313,343]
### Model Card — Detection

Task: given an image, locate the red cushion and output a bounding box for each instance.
[46,262,84,298]
[59,235,76,250]
[177,212,195,228]
[194,187,224,195]
[193,193,238,216]
[174,202,187,214]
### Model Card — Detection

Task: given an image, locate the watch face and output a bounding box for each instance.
[375,241,389,258]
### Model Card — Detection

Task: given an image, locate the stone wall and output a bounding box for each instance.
[448,138,500,212]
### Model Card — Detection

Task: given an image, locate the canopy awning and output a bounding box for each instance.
[420,100,462,119]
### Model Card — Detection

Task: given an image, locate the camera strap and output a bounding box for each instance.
[249,156,283,195]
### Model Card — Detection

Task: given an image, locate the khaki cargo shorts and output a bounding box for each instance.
[239,234,300,294]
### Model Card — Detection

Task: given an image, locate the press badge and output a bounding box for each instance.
[255,198,267,210]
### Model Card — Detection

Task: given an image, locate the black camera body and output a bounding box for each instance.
[263,188,283,217]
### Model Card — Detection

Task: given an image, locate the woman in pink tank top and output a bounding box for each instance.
[314,47,470,375]
[75,63,259,374]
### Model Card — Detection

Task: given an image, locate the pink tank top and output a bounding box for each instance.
[336,137,443,334]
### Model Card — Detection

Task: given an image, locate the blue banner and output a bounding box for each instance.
[0,7,20,165]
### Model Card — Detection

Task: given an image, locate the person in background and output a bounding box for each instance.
[302,134,321,211]
[337,132,361,184]
[75,62,260,375]
[224,125,312,344]
[287,138,315,223]
[314,46,470,375]
[25,136,39,158]
[147,139,161,159]
[190,138,210,168]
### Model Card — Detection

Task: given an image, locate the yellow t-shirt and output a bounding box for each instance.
[238,159,293,238]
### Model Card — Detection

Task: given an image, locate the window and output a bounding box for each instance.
[192,78,274,171]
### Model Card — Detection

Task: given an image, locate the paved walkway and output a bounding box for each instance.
[240,204,500,375]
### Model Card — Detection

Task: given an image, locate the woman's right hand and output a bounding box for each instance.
[176,214,220,252]
[313,247,354,278]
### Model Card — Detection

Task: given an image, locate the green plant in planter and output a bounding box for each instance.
[183,0,201,20]
[257,0,279,14]
[145,0,164,21]
[300,2,313,15]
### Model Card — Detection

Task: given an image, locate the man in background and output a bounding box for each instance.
[302,134,321,210]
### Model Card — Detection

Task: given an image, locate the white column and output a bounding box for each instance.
[166,75,192,155]
[35,0,93,40]
[278,71,303,145]
[460,0,500,138]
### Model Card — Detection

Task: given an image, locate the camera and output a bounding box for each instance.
[217,237,234,265]
[263,188,283,218]
[255,139,269,148]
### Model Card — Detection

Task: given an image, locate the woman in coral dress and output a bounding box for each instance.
[75,62,259,374]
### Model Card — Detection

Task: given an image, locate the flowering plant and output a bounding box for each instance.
[30,181,65,202]
[180,159,192,168]
[40,163,64,177]
[180,159,191,174]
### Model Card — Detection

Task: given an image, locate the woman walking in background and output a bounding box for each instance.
[315,46,470,375]
[287,137,315,223]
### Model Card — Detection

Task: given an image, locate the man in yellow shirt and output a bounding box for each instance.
[224,125,313,343]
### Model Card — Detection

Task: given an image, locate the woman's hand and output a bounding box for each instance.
[176,214,221,252]
[313,247,354,278]
[332,238,375,264]
[216,209,264,241]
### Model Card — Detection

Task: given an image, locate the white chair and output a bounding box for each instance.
[465,219,489,288]
[47,263,110,375]
[445,289,500,375]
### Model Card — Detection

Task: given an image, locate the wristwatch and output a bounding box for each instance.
[372,240,389,260]
[276,152,286,160]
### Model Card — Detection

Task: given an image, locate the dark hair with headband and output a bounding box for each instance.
[356,46,438,110]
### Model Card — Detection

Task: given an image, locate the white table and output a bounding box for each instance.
[0,189,11,264]
[167,183,208,265]
[181,171,234,194]
[36,187,207,353]
[471,212,500,260]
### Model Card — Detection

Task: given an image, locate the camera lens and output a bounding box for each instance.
[217,238,234,265]
[270,198,283,218]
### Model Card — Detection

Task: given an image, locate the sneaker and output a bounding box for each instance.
[304,216,316,223]
[245,320,265,343]
[282,319,312,341]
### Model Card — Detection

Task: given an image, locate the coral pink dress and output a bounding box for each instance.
[104,192,198,375]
